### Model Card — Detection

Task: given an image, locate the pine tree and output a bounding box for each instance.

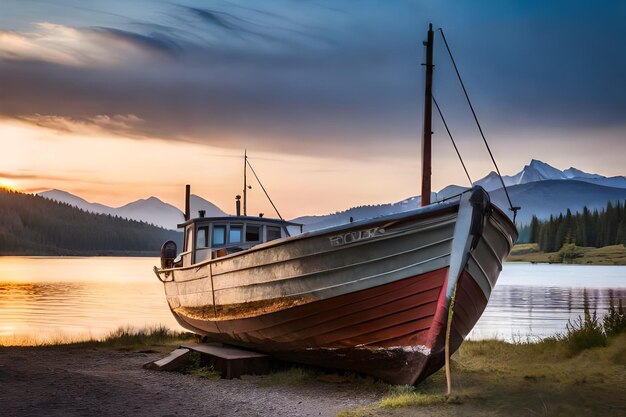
[529,216,540,243]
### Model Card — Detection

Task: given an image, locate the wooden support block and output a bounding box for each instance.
[180,343,270,379]
[143,348,191,371]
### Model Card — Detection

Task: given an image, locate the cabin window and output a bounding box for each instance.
[196,226,209,248]
[266,226,281,241]
[246,225,260,242]
[229,225,243,243]
[212,225,226,245]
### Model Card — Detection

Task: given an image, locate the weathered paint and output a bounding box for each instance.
[155,187,517,384]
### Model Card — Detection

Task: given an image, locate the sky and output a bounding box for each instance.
[1,0,625,218]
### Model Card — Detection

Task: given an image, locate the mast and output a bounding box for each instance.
[421,23,434,207]
[243,149,247,216]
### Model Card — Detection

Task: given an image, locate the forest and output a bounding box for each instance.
[0,188,181,255]
[520,200,626,252]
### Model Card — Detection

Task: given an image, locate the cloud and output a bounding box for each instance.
[0,22,177,67]
[0,0,625,160]
[0,2,423,154]
[16,113,145,137]
[0,170,77,182]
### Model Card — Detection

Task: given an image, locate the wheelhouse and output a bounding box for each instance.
[177,215,303,267]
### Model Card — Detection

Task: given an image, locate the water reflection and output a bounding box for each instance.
[1,257,625,345]
[0,257,180,344]
[471,264,626,341]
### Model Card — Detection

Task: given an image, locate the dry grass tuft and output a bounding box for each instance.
[379,392,446,408]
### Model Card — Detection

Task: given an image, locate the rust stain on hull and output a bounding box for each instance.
[176,295,315,321]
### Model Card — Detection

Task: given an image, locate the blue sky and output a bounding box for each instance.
[0,0,625,214]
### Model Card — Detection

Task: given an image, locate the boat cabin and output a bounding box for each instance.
[177,214,303,266]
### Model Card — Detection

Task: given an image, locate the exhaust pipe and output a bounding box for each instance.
[184,184,190,221]
[235,195,241,216]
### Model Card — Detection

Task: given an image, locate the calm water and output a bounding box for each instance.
[1,257,625,345]
[0,257,180,344]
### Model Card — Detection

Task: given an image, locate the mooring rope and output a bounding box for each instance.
[444,282,459,396]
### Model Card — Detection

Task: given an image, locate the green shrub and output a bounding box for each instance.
[603,293,626,337]
[563,291,607,354]
[558,243,583,263]
[179,351,221,379]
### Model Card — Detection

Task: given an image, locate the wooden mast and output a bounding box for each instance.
[421,23,434,207]
[243,149,248,216]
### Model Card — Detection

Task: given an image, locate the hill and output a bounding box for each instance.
[0,188,182,256]
[489,180,626,225]
[38,190,227,230]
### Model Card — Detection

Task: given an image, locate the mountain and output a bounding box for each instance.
[563,167,602,179]
[38,189,114,215]
[571,176,626,189]
[190,195,227,219]
[0,188,181,255]
[488,180,626,225]
[115,197,185,230]
[35,160,625,232]
[293,180,626,231]
[38,190,226,230]
[476,160,626,191]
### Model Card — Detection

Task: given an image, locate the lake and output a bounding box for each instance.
[1,257,625,345]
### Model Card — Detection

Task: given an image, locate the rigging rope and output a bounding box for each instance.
[246,158,284,221]
[437,28,520,222]
[432,95,473,186]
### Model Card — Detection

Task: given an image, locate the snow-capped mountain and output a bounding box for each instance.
[475,159,626,191]
[38,190,226,230]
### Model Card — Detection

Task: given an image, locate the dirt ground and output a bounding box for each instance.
[2,337,625,417]
[0,346,379,417]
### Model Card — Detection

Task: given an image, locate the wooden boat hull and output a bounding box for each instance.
[156,187,517,384]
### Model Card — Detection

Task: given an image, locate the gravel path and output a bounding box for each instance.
[0,346,380,417]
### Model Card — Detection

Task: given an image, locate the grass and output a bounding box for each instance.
[85,325,196,349]
[336,303,626,417]
[256,367,318,387]
[560,303,607,354]
[178,351,221,379]
[507,243,626,265]
[256,365,385,389]
[0,325,197,349]
[336,334,626,417]
[379,391,446,408]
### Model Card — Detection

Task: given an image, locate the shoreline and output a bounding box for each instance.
[508,243,626,266]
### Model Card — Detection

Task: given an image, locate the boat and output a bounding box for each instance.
[153,24,518,386]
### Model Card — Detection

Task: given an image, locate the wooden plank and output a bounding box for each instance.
[181,343,268,360]
[143,348,191,371]
[181,343,270,379]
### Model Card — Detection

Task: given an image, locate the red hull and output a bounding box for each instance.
[171,266,489,384]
